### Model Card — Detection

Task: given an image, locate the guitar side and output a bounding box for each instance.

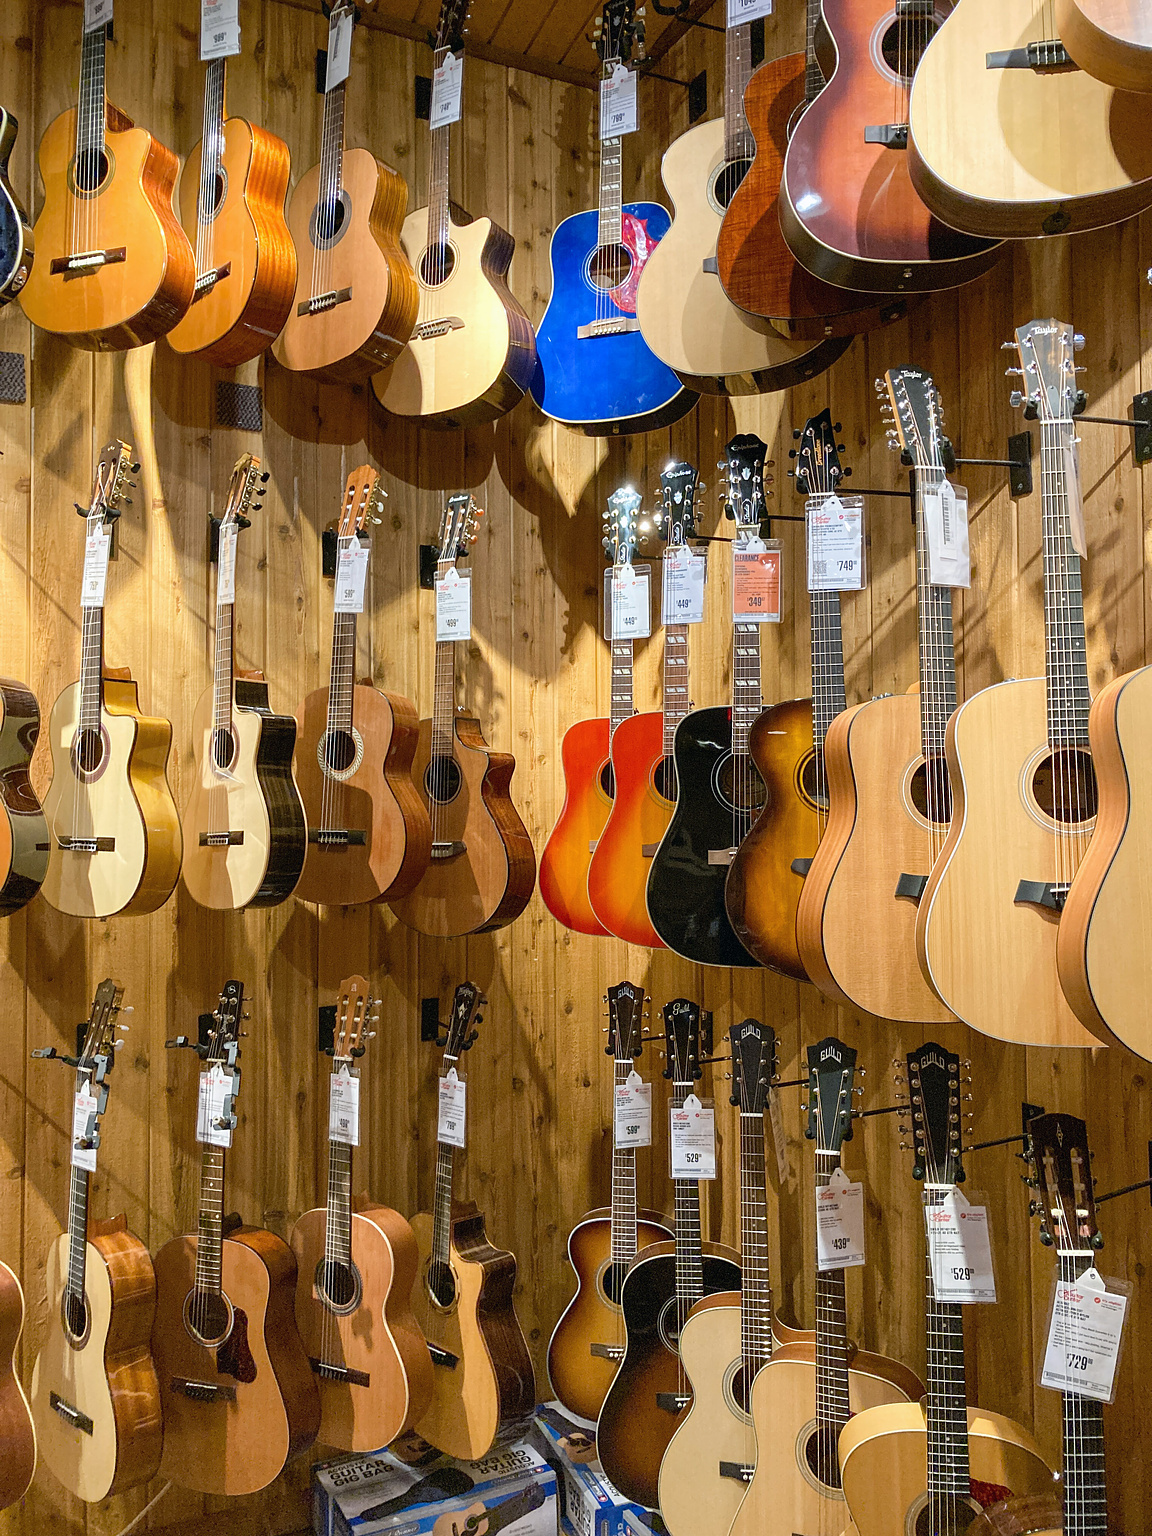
[0,109,33,305]
[539,716,611,937]
[0,677,48,914]
[587,709,670,948]
[0,1261,34,1510]
[1057,0,1152,92]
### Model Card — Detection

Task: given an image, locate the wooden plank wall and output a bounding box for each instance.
[0,1,1148,1532]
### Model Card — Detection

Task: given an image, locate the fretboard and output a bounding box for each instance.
[609,638,634,738]
[724,24,755,165]
[739,1109,772,1381]
[814,1155,851,1472]
[810,586,847,755]
[731,621,763,755]
[661,623,690,757]
[1040,421,1091,749]
[914,468,958,770]
[78,605,105,735]
[1059,1253,1108,1535]
[923,1196,970,1503]
[598,127,623,249]
[324,1083,353,1271]
[326,606,357,739]
[609,1058,639,1264]
[76,22,108,198]
[66,1164,90,1308]
[431,1135,455,1269]
[316,79,347,250]
[425,49,453,258]
[195,58,227,275]
[672,1080,704,1333]
[804,0,824,102]
[212,586,236,739]
[195,1145,226,1297]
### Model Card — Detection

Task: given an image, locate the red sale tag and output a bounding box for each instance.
[733,545,781,623]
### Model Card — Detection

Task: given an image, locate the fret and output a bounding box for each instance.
[66,1164,90,1307]
[738,1111,772,1381]
[598,135,623,249]
[431,1134,456,1269]
[425,49,453,264]
[724,25,755,166]
[809,589,847,750]
[609,639,635,737]
[672,1079,704,1336]
[1058,1253,1108,1535]
[1039,421,1091,749]
[212,574,235,739]
[195,1145,226,1297]
[661,624,690,757]
[431,559,458,760]
[914,468,958,768]
[610,1058,638,1264]
[731,621,763,755]
[77,603,104,735]
[922,1195,970,1503]
[324,1108,354,1271]
[326,606,358,740]
[804,0,824,102]
[813,1158,851,1468]
[195,58,228,280]
[75,23,108,205]
[314,76,347,279]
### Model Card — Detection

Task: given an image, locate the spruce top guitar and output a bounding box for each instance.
[30,979,163,1504]
[373,0,536,426]
[0,107,33,306]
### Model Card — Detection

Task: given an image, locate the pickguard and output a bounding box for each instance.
[970,1478,1013,1508]
[609,211,655,315]
[216,1307,257,1384]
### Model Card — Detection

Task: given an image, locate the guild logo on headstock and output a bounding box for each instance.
[920,1049,947,1073]
[820,1044,842,1064]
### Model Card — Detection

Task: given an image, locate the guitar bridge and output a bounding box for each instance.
[309,1357,370,1387]
[170,1377,237,1403]
[1014,879,1068,912]
[308,828,368,846]
[791,858,812,877]
[428,1343,459,1369]
[299,287,353,316]
[987,40,1074,69]
[589,1343,625,1361]
[49,1392,93,1434]
[895,872,928,902]
[707,848,737,866]
[192,262,232,299]
[718,1461,754,1483]
[577,318,641,339]
[413,317,465,340]
[56,835,115,853]
[50,248,127,278]
[199,831,244,847]
[655,1392,690,1413]
[863,124,908,147]
[431,840,466,860]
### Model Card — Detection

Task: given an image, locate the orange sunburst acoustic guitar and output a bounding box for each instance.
[20,9,194,350]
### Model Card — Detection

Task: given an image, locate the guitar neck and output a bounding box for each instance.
[724,23,755,165]
[326,603,358,738]
[76,21,108,175]
[78,604,105,733]
[672,1080,704,1325]
[609,636,635,739]
[804,0,824,102]
[431,1135,456,1267]
[426,50,452,251]
[1059,1252,1107,1534]
[731,620,763,755]
[318,79,347,230]
[661,622,690,755]
[922,1203,971,1506]
[810,587,847,754]
[196,1144,226,1297]
[739,1107,772,1380]
[609,1057,639,1263]
[212,585,236,739]
[194,59,228,278]
[325,1069,354,1272]
[431,634,457,757]
[1040,421,1091,749]
[913,467,958,770]
[66,1162,90,1311]
[814,1155,850,1478]
[597,107,623,250]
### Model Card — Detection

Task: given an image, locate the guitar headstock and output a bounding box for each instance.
[593,0,638,68]
[1014,318,1082,425]
[721,434,771,539]
[1029,1112,1102,1258]
[333,974,378,1062]
[205,979,245,1074]
[790,410,849,499]
[882,366,946,473]
[654,461,701,548]
[338,465,385,541]
[729,1019,776,1116]
[805,1036,857,1154]
[602,485,641,569]
[85,440,137,529]
[661,998,702,1087]
[220,453,266,534]
[441,981,485,1067]
[434,0,471,52]
[77,978,125,1087]
[896,1043,966,1187]
[436,492,483,566]
[605,981,646,1063]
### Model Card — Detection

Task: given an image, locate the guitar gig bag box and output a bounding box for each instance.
[530,1402,649,1536]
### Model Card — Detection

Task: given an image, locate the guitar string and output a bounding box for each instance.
[921,1076,968,1533]
[1052,1182,1105,1534]
[72,467,112,859]
[812,1072,853,1518]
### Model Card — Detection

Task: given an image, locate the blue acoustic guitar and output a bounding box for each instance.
[530,0,696,437]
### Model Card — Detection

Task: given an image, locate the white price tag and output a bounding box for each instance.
[923,479,971,589]
[605,564,652,641]
[1063,440,1088,559]
[600,64,638,141]
[1041,1267,1128,1404]
[807,495,865,592]
[816,1166,866,1270]
[80,526,112,610]
[216,521,238,606]
[614,1072,652,1148]
[733,538,782,623]
[662,544,706,626]
[438,1067,466,1148]
[334,539,369,614]
[436,566,472,642]
[84,0,113,33]
[670,1094,716,1180]
[329,1065,360,1147]
[201,0,241,59]
[926,1189,997,1303]
[325,7,354,91]
[196,1064,235,1149]
[430,51,464,130]
[728,0,774,22]
[71,1085,99,1172]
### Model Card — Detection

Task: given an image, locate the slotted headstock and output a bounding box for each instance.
[654,461,701,548]
[1014,318,1081,425]
[333,974,378,1062]
[205,979,244,1073]
[882,367,946,473]
[721,434,771,538]
[602,485,641,568]
[434,0,470,51]
[1029,1112,1102,1258]
[77,978,125,1086]
[220,452,266,534]
[606,981,646,1062]
[338,465,386,540]
[790,410,849,498]
[441,981,485,1066]
[896,1043,966,1187]
[437,492,483,565]
[85,440,137,529]
[661,998,702,1086]
[593,0,638,68]
[729,1019,776,1116]
[805,1036,857,1155]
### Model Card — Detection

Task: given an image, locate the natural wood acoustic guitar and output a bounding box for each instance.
[291,975,432,1452]
[727,1037,921,1536]
[19,11,193,349]
[390,494,535,938]
[151,980,319,1495]
[41,441,182,920]
[410,982,536,1461]
[181,454,306,910]
[907,0,1152,238]
[0,1258,34,1512]
[0,107,33,307]
[547,982,672,1421]
[273,1,417,383]
[0,674,49,916]
[597,1000,742,1510]
[1057,0,1152,92]
[30,980,163,1504]
[166,48,296,365]
[540,486,643,936]
[373,0,536,427]
[295,465,430,906]
[917,323,1106,1048]
[839,1045,1054,1534]
[797,371,956,1023]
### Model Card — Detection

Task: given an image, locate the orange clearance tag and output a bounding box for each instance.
[732,543,781,623]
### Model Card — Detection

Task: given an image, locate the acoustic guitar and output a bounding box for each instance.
[30,980,163,1504]
[411,982,536,1461]
[918,323,1106,1049]
[530,0,696,436]
[547,982,672,1421]
[0,1259,34,1512]
[634,15,850,395]
[727,1037,921,1536]
[273,0,417,384]
[390,494,535,938]
[41,441,182,920]
[907,0,1152,239]
[597,999,742,1510]
[797,371,956,1023]
[372,0,536,427]
[839,1044,1054,1534]
[166,43,296,365]
[151,980,319,1495]
[587,463,700,947]
[291,975,432,1452]
[1057,0,1152,92]
[0,107,33,306]
[295,466,430,906]
[0,674,49,916]
[19,9,194,349]
[726,410,849,978]
[539,486,643,936]
[181,453,306,911]
[646,435,769,967]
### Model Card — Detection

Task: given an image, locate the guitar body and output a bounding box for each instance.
[373,205,536,427]
[30,1219,162,1503]
[273,148,417,384]
[796,695,953,1021]
[716,59,909,338]
[917,679,1105,1047]
[838,1401,1054,1536]
[587,710,672,948]
[167,115,296,365]
[151,1226,319,1496]
[546,1206,673,1422]
[0,1261,34,1510]
[907,0,1152,237]
[21,106,194,350]
[390,712,535,938]
[294,681,429,906]
[634,117,850,393]
[531,204,696,435]
[646,706,760,968]
[596,1242,742,1509]
[0,109,33,306]
[1057,0,1152,92]
[410,1202,536,1462]
[41,677,181,919]
[725,697,818,978]
[539,716,611,937]
[180,679,305,911]
[0,677,48,914]
[290,1199,432,1453]
[779,0,1002,292]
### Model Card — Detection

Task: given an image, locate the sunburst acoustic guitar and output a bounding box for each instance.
[0,107,33,307]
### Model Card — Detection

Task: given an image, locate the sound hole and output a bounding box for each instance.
[183,1288,232,1348]
[424,756,463,805]
[62,1289,88,1345]
[711,158,752,212]
[601,1260,627,1306]
[427,1259,457,1309]
[913,1498,981,1536]
[212,726,236,773]
[599,761,616,799]
[652,755,677,802]
[909,756,952,826]
[880,17,937,78]
[589,243,633,292]
[315,1258,361,1314]
[74,148,110,196]
[729,1362,751,1414]
[313,193,349,244]
[74,727,104,776]
[802,1423,841,1490]
[419,242,457,286]
[1032,748,1097,825]
[800,750,826,809]
[714,754,767,816]
[323,730,357,774]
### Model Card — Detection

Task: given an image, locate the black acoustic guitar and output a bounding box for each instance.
[0,108,32,306]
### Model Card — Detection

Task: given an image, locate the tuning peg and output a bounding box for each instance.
[130,461,141,475]
[1009,390,1024,408]
[1073,333,1085,352]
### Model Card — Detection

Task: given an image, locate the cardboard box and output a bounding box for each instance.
[531,1403,652,1536]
